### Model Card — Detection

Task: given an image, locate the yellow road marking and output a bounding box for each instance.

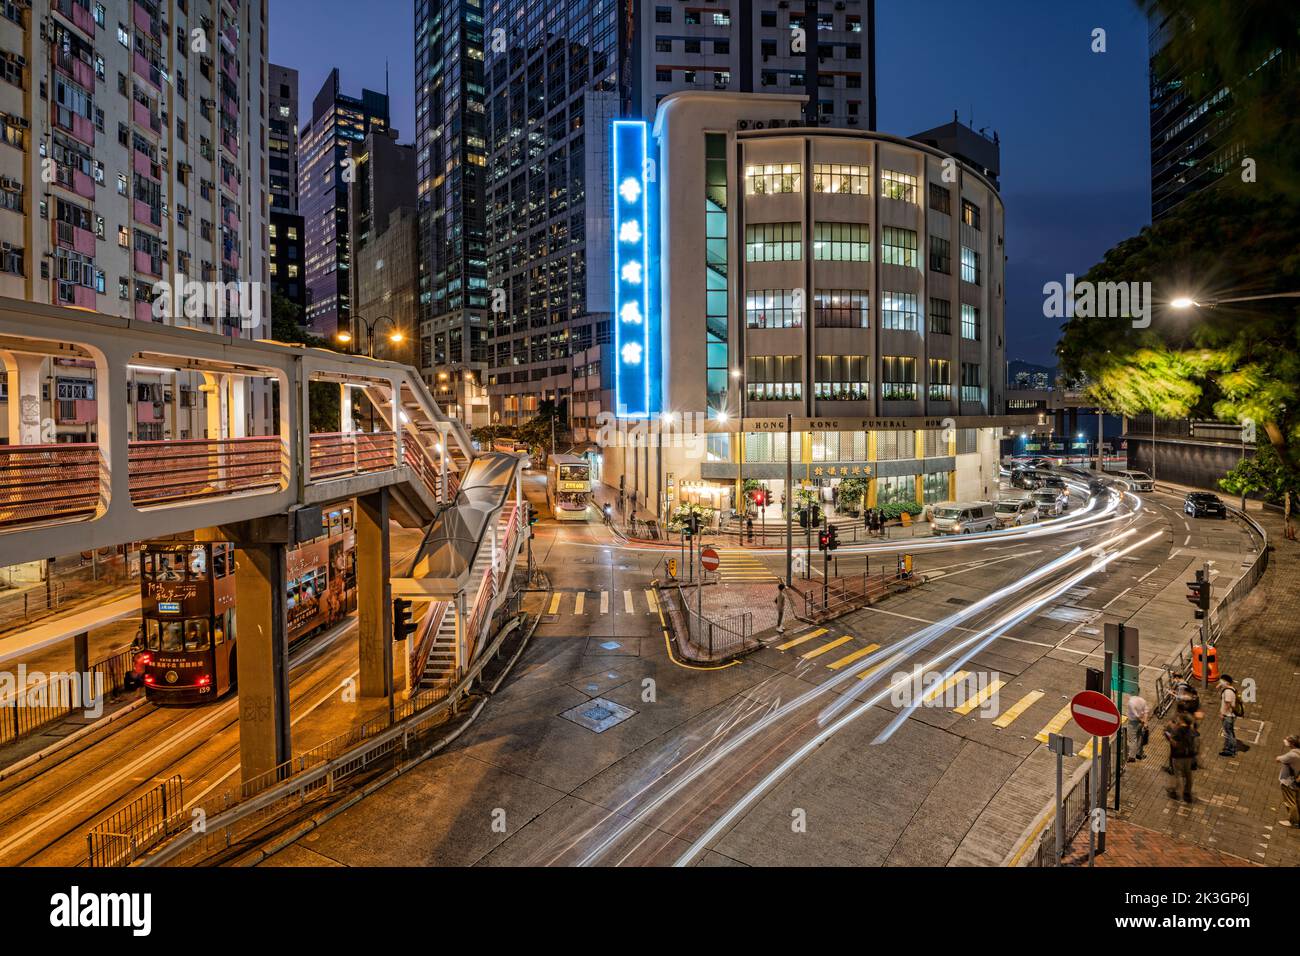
[1034,704,1074,743]
[624,589,634,613]
[992,690,1044,728]
[600,590,609,614]
[857,660,889,680]
[644,589,658,612]
[776,628,826,651]
[920,671,971,705]
[801,636,852,660]
[547,592,561,615]
[574,592,585,615]
[827,643,880,670]
[954,678,1005,716]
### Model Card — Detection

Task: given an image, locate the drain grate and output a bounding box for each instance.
[559,697,637,733]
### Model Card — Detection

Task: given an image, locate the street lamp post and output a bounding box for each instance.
[335,314,404,360]
[1170,292,1300,310]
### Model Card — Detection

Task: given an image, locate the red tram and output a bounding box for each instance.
[138,506,356,703]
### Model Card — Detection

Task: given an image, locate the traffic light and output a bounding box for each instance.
[825,524,839,552]
[817,528,830,551]
[526,504,538,526]
[1185,571,1211,620]
[684,512,700,538]
[393,598,418,642]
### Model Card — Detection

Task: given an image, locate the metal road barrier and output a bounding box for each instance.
[86,775,185,868]
[674,586,754,658]
[0,646,138,746]
[133,611,527,868]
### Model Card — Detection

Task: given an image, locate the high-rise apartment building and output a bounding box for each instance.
[413,0,489,410]
[268,62,303,313]
[482,0,877,425]
[298,67,388,337]
[0,0,269,444]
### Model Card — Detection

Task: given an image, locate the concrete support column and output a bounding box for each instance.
[233,542,291,783]
[203,372,229,440]
[356,489,392,699]
[1,351,46,445]
[340,384,353,433]
[454,589,469,678]
[228,374,247,439]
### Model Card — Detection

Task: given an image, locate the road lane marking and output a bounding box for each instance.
[826,643,880,670]
[1034,704,1074,743]
[600,591,609,614]
[992,690,1044,728]
[574,592,585,615]
[920,671,971,705]
[801,636,852,660]
[547,592,562,615]
[776,628,825,651]
[954,679,1005,716]
[624,590,634,613]
[644,589,657,612]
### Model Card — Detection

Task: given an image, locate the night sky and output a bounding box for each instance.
[271,0,1153,367]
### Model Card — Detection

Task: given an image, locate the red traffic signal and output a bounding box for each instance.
[1185,572,1210,619]
[751,489,768,507]
[817,529,830,551]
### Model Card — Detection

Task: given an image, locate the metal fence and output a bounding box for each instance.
[87,775,186,868]
[0,646,139,746]
[0,581,68,626]
[679,593,754,658]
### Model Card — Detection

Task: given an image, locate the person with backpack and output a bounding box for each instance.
[1166,713,1198,803]
[1277,735,1300,828]
[1216,675,1248,757]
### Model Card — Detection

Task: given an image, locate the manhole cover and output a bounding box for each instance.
[559,697,637,733]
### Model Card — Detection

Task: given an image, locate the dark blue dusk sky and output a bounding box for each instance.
[271,0,1153,367]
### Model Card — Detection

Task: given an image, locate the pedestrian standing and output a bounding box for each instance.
[1276,735,1300,828]
[774,582,788,635]
[1126,694,1150,761]
[1166,713,1197,803]
[1217,675,1247,757]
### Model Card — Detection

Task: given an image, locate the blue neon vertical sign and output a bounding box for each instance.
[612,120,652,418]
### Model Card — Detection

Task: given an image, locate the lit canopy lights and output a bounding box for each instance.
[612,119,654,419]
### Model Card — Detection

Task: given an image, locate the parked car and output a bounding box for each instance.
[1032,489,1069,517]
[1010,468,1043,490]
[931,501,998,535]
[1040,475,1067,490]
[1184,492,1227,518]
[1116,469,1154,492]
[995,497,1039,527]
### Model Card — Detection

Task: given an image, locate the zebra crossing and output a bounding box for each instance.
[767,627,1101,754]
[714,549,778,583]
[541,589,659,618]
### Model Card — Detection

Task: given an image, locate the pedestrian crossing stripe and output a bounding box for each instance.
[574,592,585,615]
[857,659,890,680]
[541,591,662,616]
[992,690,1044,728]
[920,671,971,705]
[548,592,562,615]
[623,590,634,613]
[1034,704,1074,743]
[600,590,609,614]
[826,643,880,670]
[953,679,1005,716]
[718,550,777,581]
[776,628,826,651]
[801,636,852,660]
[644,589,658,612]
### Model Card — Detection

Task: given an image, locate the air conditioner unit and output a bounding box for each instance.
[768,118,785,128]
[753,120,765,130]
[736,119,748,130]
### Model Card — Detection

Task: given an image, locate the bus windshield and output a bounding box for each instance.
[558,464,589,482]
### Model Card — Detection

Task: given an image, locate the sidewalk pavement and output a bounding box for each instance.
[1101,507,1300,866]
[1062,818,1256,867]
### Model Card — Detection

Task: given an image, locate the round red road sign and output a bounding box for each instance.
[699,547,720,572]
[1070,690,1121,737]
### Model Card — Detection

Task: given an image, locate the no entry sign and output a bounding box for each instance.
[1070,690,1121,737]
[699,547,720,572]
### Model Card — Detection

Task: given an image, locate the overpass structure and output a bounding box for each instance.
[0,299,526,781]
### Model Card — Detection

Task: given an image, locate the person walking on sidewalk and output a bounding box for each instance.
[1126,694,1151,761]
[774,582,789,635]
[1277,735,1300,828]
[1166,713,1198,803]
[1217,675,1248,757]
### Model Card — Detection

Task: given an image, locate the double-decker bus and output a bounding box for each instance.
[546,454,593,521]
[137,506,356,703]
[492,437,531,456]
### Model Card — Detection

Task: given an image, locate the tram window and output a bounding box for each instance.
[189,545,207,577]
[148,619,186,651]
[183,619,210,651]
[156,551,186,581]
[213,546,227,578]
[341,507,353,531]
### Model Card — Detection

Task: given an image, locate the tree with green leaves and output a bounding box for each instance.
[269,291,340,433]
[1059,1,1300,491]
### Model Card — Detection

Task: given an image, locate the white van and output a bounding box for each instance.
[931,501,998,535]
[1115,470,1154,492]
[995,497,1040,527]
